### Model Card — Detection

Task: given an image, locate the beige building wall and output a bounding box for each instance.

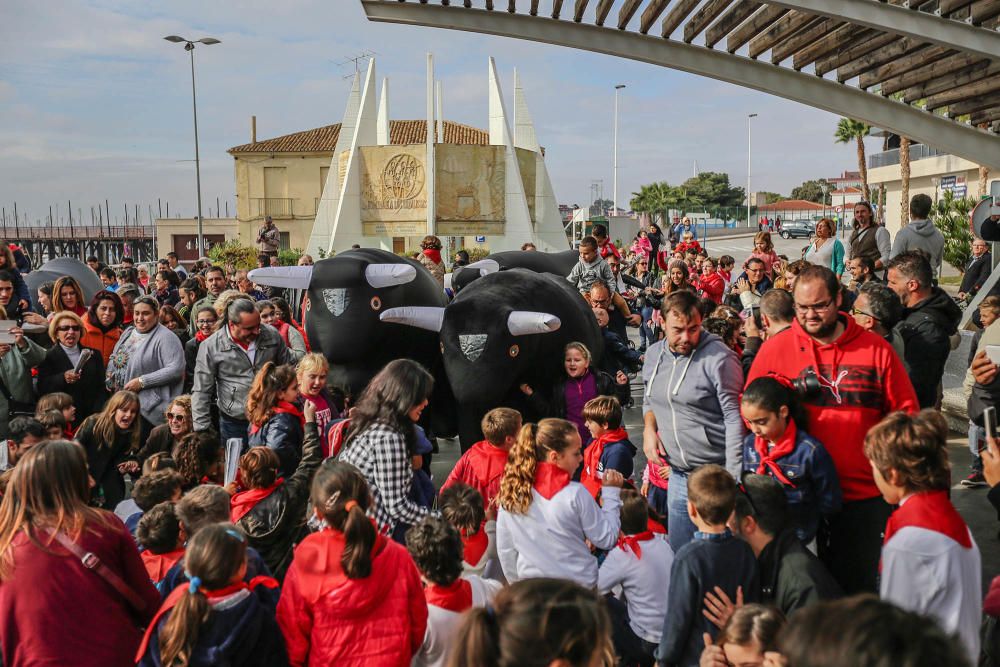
[869,154,981,237]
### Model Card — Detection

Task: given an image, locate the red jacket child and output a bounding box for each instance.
[698,271,725,304]
[441,440,510,510]
[745,316,918,501]
[277,528,427,667]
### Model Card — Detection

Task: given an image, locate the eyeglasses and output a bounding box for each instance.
[56,325,82,332]
[196,319,216,326]
[794,299,834,314]
[850,307,879,321]
[166,413,187,422]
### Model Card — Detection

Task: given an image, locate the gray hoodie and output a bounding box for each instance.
[889,218,944,273]
[641,331,745,477]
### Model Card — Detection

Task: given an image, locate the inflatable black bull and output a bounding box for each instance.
[382,269,603,449]
[249,249,455,434]
[451,249,579,293]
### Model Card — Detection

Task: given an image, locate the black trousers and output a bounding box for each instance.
[818,496,892,595]
[605,595,657,667]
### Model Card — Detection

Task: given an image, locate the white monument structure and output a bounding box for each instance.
[306,56,569,256]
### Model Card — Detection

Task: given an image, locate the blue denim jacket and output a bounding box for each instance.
[742,424,843,543]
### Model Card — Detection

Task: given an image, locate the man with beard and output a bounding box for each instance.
[847,201,890,275]
[746,265,917,595]
[642,291,744,551]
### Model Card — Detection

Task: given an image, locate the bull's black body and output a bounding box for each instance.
[452,249,579,293]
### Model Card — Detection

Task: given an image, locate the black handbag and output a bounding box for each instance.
[0,375,36,418]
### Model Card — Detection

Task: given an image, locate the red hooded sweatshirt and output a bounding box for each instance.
[745,316,918,501]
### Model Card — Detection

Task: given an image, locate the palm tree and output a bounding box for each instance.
[979,124,991,198]
[631,182,678,230]
[834,118,872,202]
[899,136,911,227]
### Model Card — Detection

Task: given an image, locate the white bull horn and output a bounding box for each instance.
[248,266,314,289]
[465,259,500,277]
[507,311,561,336]
[365,263,417,288]
[380,306,445,332]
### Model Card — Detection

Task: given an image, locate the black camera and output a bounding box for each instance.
[792,373,822,399]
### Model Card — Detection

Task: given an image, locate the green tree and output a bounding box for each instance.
[679,172,745,209]
[590,198,614,216]
[759,192,785,204]
[932,190,976,273]
[790,179,832,204]
[630,182,679,228]
[834,118,872,202]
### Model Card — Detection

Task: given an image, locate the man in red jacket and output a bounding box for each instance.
[745,264,918,595]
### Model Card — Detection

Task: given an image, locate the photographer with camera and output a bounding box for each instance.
[256,216,280,258]
[741,289,794,377]
[746,265,918,595]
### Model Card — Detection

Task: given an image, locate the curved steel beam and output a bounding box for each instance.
[361,1,1000,169]
[765,0,1000,63]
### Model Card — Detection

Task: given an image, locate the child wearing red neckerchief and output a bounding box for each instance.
[740,375,842,544]
[496,418,624,589]
[246,361,304,478]
[406,516,502,667]
[439,483,496,580]
[580,396,636,499]
[136,501,186,586]
[598,488,674,667]
[136,523,285,666]
[865,410,982,664]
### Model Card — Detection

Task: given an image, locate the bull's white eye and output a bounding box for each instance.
[370,296,381,311]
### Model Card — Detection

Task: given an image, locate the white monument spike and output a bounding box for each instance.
[377,77,390,146]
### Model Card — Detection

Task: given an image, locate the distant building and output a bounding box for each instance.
[754,199,827,226]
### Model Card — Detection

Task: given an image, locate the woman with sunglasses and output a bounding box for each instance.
[137,395,193,464]
[36,311,108,422]
[106,297,186,444]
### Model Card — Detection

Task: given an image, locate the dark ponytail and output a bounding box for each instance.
[742,376,808,431]
[310,459,376,579]
[159,523,248,667]
[447,607,501,667]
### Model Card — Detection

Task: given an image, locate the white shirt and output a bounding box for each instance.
[497,483,621,588]
[598,534,674,643]
[881,524,981,663]
[412,574,502,667]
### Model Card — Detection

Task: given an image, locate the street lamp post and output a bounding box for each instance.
[746,113,757,228]
[613,84,625,218]
[164,35,221,258]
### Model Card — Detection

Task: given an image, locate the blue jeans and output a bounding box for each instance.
[667,470,696,552]
[219,414,250,447]
[640,305,655,348]
[969,421,984,471]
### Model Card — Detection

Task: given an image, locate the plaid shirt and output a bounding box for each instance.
[338,422,431,534]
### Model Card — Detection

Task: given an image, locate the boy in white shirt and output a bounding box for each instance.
[599,488,673,666]
[407,516,502,667]
[865,410,981,665]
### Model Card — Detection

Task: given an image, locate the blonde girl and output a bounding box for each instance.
[74,390,142,509]
[296,353,338,434]
[749,231,780,278]
[496,418,624,588]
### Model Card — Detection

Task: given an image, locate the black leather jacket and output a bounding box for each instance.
[237,422,323,581]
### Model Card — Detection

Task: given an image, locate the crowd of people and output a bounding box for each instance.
[0,193,994,667]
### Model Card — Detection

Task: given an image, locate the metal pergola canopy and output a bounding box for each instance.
[360,0,1000,170]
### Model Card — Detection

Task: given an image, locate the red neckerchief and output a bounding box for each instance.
[424,578,472,612]
[228,325,249,351]
[195,330,209,343]
[617,530,655,559]
[423,248,442,265]
[754,420,798,488]
[884,490,972,549]
[648,517,667,535]
[230,478,285,523]
[135,575,279,661]
[581,427,629,498]
[533,462,571,500]
[141,548,185,584]
[249,401,304,436]
[461,523,489,566]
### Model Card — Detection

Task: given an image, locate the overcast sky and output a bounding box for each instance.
[0,0,866,226]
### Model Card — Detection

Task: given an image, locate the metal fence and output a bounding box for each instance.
[868,144,948,169]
